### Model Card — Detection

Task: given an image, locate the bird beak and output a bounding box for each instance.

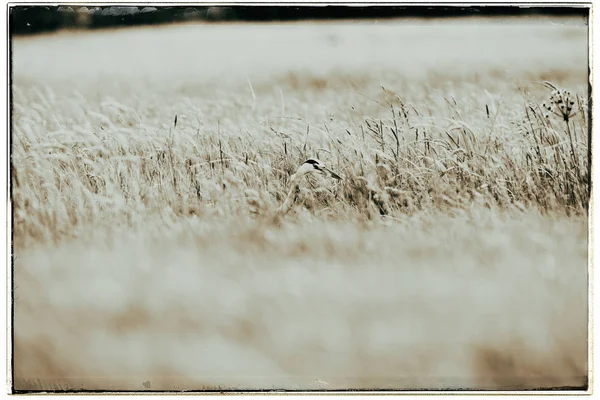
[324,167,343,180]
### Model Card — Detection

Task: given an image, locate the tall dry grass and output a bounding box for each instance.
[11,77,590,248]
[10,18,590,391]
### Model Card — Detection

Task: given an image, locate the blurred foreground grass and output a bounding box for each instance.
[14,211,588,391]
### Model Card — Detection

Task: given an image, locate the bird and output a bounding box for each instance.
[278,158,342,215]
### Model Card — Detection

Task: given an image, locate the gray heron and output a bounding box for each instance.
[278,158,342,214]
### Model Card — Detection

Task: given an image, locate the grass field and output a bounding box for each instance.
[11,17,590,391]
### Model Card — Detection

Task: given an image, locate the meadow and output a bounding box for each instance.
[11,17,589,391]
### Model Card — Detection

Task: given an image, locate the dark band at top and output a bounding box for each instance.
[303,159,320,165]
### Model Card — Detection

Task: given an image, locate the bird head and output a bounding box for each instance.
[293,158,343,181]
